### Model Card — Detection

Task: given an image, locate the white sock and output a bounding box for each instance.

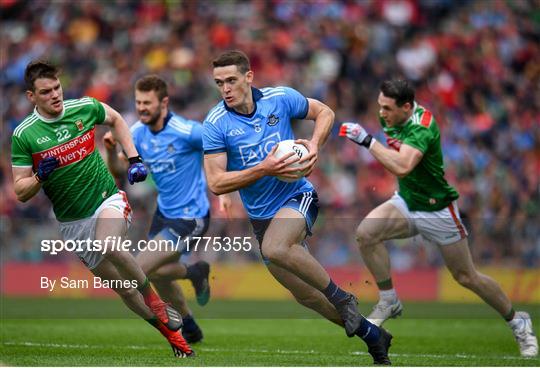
[379,289,398,303]
[508,312,525,327]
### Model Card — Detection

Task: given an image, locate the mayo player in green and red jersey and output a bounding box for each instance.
[340,79,537,358]
[10,60,193,358]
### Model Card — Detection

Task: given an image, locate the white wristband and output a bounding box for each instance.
[368,137,377,150]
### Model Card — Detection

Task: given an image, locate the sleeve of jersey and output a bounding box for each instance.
[90,97,106,125]
[11,135,33,167]
[203,120,226,155]
[282,87,309,119]
[188,122,204,151]
[402,125,432,154]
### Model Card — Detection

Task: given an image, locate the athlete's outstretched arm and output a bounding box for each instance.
[296,98,335,176]
[13,166,41,202]
[204,149,300,195]
[101,103,139,159]
[369,142,423,178]
[341,122,423,177]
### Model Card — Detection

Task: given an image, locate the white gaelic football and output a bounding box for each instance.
[274,139,309,182]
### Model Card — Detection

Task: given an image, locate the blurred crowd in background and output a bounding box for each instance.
[1,0,538,269]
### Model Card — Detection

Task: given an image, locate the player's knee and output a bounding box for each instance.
[148,268,170,283]
[261,244,287,264]
[355,221,378,249]
[452,271,478,289]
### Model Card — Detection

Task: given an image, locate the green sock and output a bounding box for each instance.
[376,278,393,290]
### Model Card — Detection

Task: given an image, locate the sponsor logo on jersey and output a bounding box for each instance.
[167,144,176,153]
[75,120,84,131]
[228,128,246,137]
[146,159,176,174]
[36,136,52,144]
[238,132,281,167]
[267,114,279,126]
[31,128,96,168]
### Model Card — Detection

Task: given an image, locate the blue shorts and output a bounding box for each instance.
[148,208,210,254]
[250,191,319,263]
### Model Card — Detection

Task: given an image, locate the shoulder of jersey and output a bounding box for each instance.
[13,97,95,138]
[411,105,434,129]
[204,103,228,125]
[259,86,287,101]
[63,96,94,110]
[13,112,38,138]
[130,121,145,135]
[168,114,195,136]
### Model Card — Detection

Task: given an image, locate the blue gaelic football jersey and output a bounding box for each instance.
[131,112,209,219]
[203,86,313,219]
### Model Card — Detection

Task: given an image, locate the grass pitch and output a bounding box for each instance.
[1,298,539,366]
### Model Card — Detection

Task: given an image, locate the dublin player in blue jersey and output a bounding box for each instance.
[105,75,230,344]
[202,50,392,365]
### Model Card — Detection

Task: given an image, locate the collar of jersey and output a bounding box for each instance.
[149,111,173,135]
[222,87,263,118]
[34,104,66,123]
[402,101,419,126]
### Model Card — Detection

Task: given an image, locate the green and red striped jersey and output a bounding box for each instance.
[379,103,459,211]
[11,97,118,221]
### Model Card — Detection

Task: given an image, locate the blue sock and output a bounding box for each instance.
[182,315,198,332]
[322,279,349,306]
[356,317,380,344]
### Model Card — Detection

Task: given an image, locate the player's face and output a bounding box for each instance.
[377,92,412,126]
[135,90,167,126]
[213,65,253,110]
[26,77,63,119]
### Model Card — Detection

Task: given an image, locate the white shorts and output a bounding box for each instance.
[58,191,132,270]
[388,192,468,245]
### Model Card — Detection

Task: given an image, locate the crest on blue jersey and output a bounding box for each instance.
[167,144,175,153]
[267,114,279,126]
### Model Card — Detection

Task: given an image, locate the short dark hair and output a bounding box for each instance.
[380,79,415,107]
[24,60,60,91]
[212,50,250,74]
[135,75,168,101]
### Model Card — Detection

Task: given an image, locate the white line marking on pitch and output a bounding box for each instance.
[2,341,534,361]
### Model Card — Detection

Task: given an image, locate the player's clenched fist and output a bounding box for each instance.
[339,122,375,149]
[127,156,147,185]
[35,156,59,182]
[103,131,117,151]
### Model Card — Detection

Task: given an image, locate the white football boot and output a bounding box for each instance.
[508,311,538,357]
[367,299,403,327]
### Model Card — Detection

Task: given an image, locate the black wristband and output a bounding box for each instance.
[359,134,373,148]
[128,155,143,165]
